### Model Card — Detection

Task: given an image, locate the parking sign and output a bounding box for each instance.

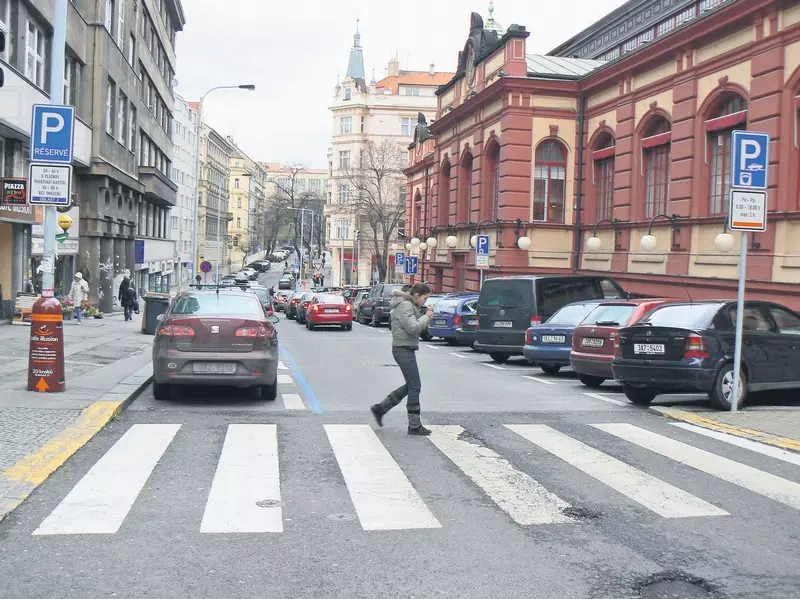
[731,130,770,190]
[395,252,405,274]
[30,104,75,165]
[404,256,419,275]
[475,234,490,269]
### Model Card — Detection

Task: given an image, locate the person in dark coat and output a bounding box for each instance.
[118,275,137,321]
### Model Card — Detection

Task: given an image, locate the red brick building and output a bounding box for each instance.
[405,0,800,310]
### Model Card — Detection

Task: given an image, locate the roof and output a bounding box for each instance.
[188,101,200,111]
[525,54,606,78]
[376,71,455,95]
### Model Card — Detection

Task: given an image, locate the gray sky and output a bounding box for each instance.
[175,0,628,168]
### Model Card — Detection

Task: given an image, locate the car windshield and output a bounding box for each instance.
[582,304,637,326]
[171,294,263,317]
[640,304,721,328]
[435,299,461,314]
[547,303,600,325]
[320,295,346,304]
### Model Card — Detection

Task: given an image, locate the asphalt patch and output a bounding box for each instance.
[636,571,723,599]
[561,506,602,520]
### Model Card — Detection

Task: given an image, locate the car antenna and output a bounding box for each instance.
[677,273,693,302]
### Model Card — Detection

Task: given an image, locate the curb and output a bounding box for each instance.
[0,362,152,523]
[651,406,800,453]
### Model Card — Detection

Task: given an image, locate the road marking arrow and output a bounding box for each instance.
[36,378,49,392]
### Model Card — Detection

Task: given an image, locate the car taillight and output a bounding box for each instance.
[454,314,462,327]
[345,303,352,312]
[525,328,533,345]
[291,299,297,305]
[684,333,709,359]
[613,335,622,357]
[312,304,319,312]
[303,302,310,308]
[531,316,542,326]
[236,326,268,337]
[159,325,195,337]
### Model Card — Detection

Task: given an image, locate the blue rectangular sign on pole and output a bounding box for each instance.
[730,130,770,190]
[404,256,419,275]
[395,252,405,274]
[30,104,75,165]
[475,234,490,269]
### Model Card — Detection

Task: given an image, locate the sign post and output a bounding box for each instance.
[728,130,770,412]
[476,234,490,287]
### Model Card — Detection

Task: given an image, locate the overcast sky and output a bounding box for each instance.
[174,0,628,168]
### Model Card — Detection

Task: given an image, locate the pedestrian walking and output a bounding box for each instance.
[118,275,137,321]
[371,283,433,435]
[70,273,90,324]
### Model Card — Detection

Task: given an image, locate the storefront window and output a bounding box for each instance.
[148,273,170,293]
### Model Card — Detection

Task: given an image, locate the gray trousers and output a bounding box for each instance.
[377,346,422,426]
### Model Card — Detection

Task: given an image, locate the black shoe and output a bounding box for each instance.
[407,425,432,436]
[370,405,384,427]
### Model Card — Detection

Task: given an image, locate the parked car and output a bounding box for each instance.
[274,291,292,312]
[351,291,370,321]
[475,275,627,363]
[285,291,305,320]
[357,283,404,326]
[419,293,446,341]
[306,294,353,330]
[343,286,372,306]
[523,300,608,373]
[612,300,800,410]
[570,298,673,388]
[455,300,479,347]
[248,284,275,314]
[247,261,271,272]
[295,292,316,325]
[152,290,281,401]
[428,294,479,344]
[278,274,294,290]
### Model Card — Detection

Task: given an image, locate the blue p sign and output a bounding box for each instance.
[30,104,75,164]
[731,130,769,190]
[476,235,490,255]
[396,252,405,265]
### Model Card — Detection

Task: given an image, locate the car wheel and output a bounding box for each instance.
[489,353,509,364]
[540,364,561,375]
[371,313,380,327]
[420,332,432,341]
[345,324,352,331]
[357,310,366,325]
[260,382,278,402]
[709,363,747,410]
[445,338,458,346]
[287,312,295,320]
[623,384,657,405]
[306,320,311,330]
[152,382,171,401]
[578,374,605,388]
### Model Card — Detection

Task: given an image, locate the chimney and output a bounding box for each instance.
[388,56,400,77]
[429,62,435,76]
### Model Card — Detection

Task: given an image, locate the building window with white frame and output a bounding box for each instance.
[26,20,47,88]
[338,150,350,170]
[118,92,127,144]
[117,0,125,47]
[106,79,116,135]
[128,106,137,151]
[336,219,350,239]
[339,183,350,203]
[401,117,415,136]
[0,0,10,61]
[344,87,351,101]
[128,33,135,64]
[340,116,352,134]
[105,0,115,34]
[63,58,79,106]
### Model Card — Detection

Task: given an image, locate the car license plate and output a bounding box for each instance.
[493,321,513,328]
[325,309,339,313]
[193,362,236,374]
[542,335,566,344]
[434,319,447,327]
[634,343,665,355]
[581,337,604,348]
[466,319,477,326]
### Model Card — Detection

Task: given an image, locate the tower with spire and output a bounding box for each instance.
[484,1,505,35]
[345,18,367,92]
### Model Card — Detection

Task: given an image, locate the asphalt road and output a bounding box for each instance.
[1,269,799,599]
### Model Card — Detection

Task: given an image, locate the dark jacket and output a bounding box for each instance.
[390,290,430,349]
[119,280,136,307]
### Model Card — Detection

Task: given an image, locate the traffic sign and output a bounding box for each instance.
[200,260,212,273]
[729,189,767,232]
[395,252,405,274]
[29,164,72,206]
[475,234,490,269]
[55,232,69,242]
[731,130,769,190]
[30,104,75,164]
[404,255,419,275]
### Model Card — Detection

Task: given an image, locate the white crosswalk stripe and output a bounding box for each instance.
[201,424,282,533]
[594,423,800,511]
[277,374,293,385]
[507,425,728,518]
[33,424,180,535]
[670,423,800,467]
[280,393,306,410]
[277,361,288,370]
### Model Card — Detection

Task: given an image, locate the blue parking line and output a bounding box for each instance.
[280,345,324,413]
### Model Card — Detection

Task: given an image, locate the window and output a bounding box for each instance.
[237,198,242,208]
[336,219,350,239]
[708,95,747,214]
[26,20,46,88]
[458,154,473,224]
[171,216,178,230]
[0,0,9,61]
[234,178,240,189]
[533,140,567,222]
[769,307,800,335]
[105,0,115,33]
[401,117,415,136]
[233,236,239,247]
[128,106,137,151]
[117,0,125,47]
[361,116,366,133]
[592,134,615,221]
[63,59,79,106]
[236,217,241,228]
[344,87,352,100]
[339,183,350,203]
[340,116,352,134]
[438,161,451,226]
[643,119,671,218]
[404,87,420,96]
[128,33,136,64]
[118,93,127,144]
[106,79,116,135]
[486,143,500,221]
[339,150,350,170]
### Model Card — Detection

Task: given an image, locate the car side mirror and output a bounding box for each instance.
[269,314,280,324]
[156,314,164,322]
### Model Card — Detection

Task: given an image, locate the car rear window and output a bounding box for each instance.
[382,285,402,296]
[435,299,461,314]
[640,304,721,328]
[302,293,315,301]
[537,278,614,317]
[320,295,346,304]
[547,303,600,325]
[583,304,637,326]
[172,294,262,316]
[251,288,269,302]
[479,279,532,308]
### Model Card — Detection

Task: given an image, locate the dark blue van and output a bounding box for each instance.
[428,293,479,344]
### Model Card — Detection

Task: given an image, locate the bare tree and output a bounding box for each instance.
[341,139,406,282]
[266,163,324,256]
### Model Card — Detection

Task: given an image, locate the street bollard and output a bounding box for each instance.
[27,296,66,392]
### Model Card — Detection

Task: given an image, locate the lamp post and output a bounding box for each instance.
[286,207,315,289]
[191,84,255,285]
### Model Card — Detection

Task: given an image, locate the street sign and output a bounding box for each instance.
[30,104,75,164]
[395,252,405,274]
[731,130,770,190]
[29,164,72,206]
[729,189,767,232]
[404,255,419,275]
[55,232,69,242]
[476,234,490,269]
[200,260,212,273]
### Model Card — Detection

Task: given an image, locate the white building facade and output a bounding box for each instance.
[170,94,199,289]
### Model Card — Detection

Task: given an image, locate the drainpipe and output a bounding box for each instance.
[573,93,587,273]
[423,163,430,281]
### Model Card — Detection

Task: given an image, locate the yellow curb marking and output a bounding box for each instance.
[657,408,800,453]
[3,401,124,486]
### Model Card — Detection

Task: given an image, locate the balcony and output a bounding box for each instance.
[139,167,179,207]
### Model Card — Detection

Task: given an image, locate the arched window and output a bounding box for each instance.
[438,160,451,226]
[533,140,567,222]
[706,94,747,214]
[485,141,500,221]
[458,153,473,223]
[413,190,422,232]
[642,117,671,218]
[593,133,615,221]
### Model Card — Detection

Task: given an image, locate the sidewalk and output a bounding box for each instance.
[0,312,154,520]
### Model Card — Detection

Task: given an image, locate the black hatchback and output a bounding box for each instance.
[612,300,800,410]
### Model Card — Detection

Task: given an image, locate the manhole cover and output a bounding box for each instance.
[255,499,283,508]
[327,513,355,521]
[562,506,602,520]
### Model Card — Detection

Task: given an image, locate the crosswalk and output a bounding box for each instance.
[276,361,307,410]
[30,420,800,536]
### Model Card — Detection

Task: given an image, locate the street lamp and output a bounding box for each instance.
[285,206,316,290]
[191,84,256,285]
[584,219,623,252]
[639,214,683,252]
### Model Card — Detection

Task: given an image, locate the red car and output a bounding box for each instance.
[570,298,672,388]
[306,294,353,331]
